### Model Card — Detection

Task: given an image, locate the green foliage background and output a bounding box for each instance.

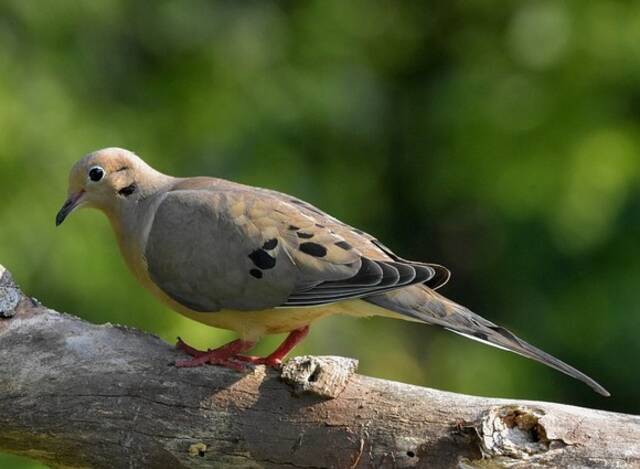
[1,1,639,466]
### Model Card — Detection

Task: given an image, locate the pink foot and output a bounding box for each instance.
[175,337,256,371]
[174,326,310,371]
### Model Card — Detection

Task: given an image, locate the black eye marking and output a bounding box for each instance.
[248,249,276,269]
[88,166,104,182]
[118,183,137,197]
[299,242,327,257]
[250,269,263,279]
[297,232,314,239]
[335,241,353,250]
[262,238,278,250]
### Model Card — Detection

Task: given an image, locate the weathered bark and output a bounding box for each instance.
[0,264,638,469]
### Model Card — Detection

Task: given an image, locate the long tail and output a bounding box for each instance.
[366,286,609,396]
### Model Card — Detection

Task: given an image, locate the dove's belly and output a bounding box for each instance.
[177,299,409,341]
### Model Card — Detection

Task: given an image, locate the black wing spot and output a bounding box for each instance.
[288,225,300,231]
[248,249,276,269]
[299,242,327,257]
[297,232,314,239]
[315,223,325,228]
[335,241,353,250]
[474,332,489,341]
[352,228,365,235]
[262,238,278,250]
[250,269,263,279]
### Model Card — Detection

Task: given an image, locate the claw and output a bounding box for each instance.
[235,355,283,367]
[175,354,246,371]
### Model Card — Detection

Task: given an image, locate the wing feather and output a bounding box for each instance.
[281,259,437,307]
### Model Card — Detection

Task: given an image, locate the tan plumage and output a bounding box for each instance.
[56,147,609,396]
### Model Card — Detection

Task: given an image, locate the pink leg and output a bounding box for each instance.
[175,337,256,371]
[237,326,310,367]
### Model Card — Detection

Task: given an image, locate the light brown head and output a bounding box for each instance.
[56,147,169,226]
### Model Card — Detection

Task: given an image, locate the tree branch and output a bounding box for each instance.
[0,264,638,468]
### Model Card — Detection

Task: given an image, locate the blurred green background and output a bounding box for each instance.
[1,0,639,466]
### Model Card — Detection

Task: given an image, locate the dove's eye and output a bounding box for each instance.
[88,166,105,182]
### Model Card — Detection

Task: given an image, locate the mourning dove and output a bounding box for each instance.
[56,147,609,396]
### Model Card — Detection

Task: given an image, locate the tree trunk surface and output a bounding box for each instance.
[0,264,638,469]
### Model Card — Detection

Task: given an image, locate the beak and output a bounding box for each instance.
[55,191,85,226]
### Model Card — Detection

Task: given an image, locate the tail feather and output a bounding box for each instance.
[366,286,610,397]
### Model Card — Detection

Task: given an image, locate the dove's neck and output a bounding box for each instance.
[105,170,177,285]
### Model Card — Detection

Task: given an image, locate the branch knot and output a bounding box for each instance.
[280,355,358,399]
[0,265,20,319]
[479,405,566,460]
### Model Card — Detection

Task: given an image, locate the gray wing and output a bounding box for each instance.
[144,185,446,312]
[145,189,296,311]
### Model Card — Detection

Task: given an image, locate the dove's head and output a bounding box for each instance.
[56,147,168,226]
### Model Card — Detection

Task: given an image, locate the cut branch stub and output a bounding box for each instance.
[479,405,565,459]
[0,265,20,319]
[280,355,359,398]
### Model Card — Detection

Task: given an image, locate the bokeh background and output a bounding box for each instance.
[1,1,639,466]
